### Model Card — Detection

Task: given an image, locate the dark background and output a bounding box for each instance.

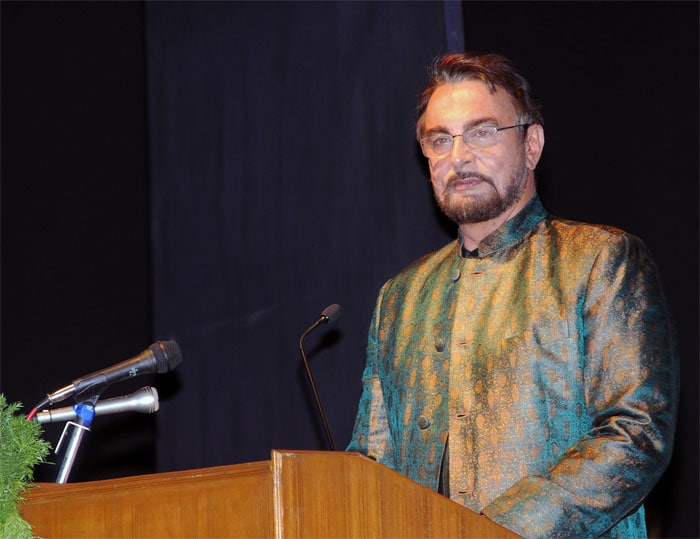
[1,2,697,537]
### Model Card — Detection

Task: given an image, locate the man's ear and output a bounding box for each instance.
[525,124,545,170]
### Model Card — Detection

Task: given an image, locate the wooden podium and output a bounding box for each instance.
[21,450,520,538]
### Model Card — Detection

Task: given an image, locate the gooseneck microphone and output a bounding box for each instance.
[36,340,182,409]
[299,304,342,451]
[35,386,160,424]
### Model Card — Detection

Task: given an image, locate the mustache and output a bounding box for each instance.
[444,170,494,189]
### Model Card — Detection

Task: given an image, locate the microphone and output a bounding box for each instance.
[299,304,342,451]
[35,386,159,424]
[40,341,182,407]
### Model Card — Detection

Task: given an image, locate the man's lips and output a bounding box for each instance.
[452,177,484,188]
[446,173,492,191]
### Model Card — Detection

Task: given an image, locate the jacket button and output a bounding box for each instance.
[435,338,445,352]
[448,268,461,282]
[417,416,430,429]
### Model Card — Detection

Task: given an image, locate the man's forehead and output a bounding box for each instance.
[424,80,517,126]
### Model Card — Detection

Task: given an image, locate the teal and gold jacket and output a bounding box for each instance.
[347,195,678,538]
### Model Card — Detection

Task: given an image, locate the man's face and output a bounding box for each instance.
[422,80,540,225]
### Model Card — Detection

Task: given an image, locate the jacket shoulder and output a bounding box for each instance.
[387,240,459,286]
[546,216,644,250]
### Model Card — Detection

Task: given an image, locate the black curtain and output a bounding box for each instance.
[1,1,154,482]
[146,1,452,470]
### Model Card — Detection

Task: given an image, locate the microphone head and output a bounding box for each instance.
[150,340,183,373]
[131,386,160,413]
[321,304,342,324]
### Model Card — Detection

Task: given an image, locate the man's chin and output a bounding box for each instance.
[439,196,504,225]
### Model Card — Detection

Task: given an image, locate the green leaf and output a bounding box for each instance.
[0,394,52,539]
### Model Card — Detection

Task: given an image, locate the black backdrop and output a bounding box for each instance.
[146,0,453,472]
[1,2,697,537]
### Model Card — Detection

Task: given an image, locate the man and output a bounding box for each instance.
[347,52,678,538]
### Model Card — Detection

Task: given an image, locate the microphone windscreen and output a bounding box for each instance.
[321,304,342,324]
[150,340,183,373]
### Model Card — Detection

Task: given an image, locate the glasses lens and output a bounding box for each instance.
[422,134,453,158]
[464,127,498,148]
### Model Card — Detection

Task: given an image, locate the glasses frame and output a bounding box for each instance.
[419,123,531,159]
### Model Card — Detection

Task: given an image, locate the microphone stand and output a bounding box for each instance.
[54,397,98,483]
[299,319,336,451]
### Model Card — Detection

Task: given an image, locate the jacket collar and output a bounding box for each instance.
[459,194,547,258]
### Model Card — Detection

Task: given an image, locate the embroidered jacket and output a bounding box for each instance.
[347,195,678,538]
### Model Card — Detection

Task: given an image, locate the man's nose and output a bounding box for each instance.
[449,135,475,165]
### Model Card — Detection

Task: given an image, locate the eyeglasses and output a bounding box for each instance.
[419,123,530,159]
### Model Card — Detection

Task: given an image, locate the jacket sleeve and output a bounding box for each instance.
[346,281,396,468]
[481,234,679,538]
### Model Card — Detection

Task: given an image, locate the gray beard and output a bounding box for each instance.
[435,157,529,225]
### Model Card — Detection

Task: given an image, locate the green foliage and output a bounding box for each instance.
[0,395,51,539]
